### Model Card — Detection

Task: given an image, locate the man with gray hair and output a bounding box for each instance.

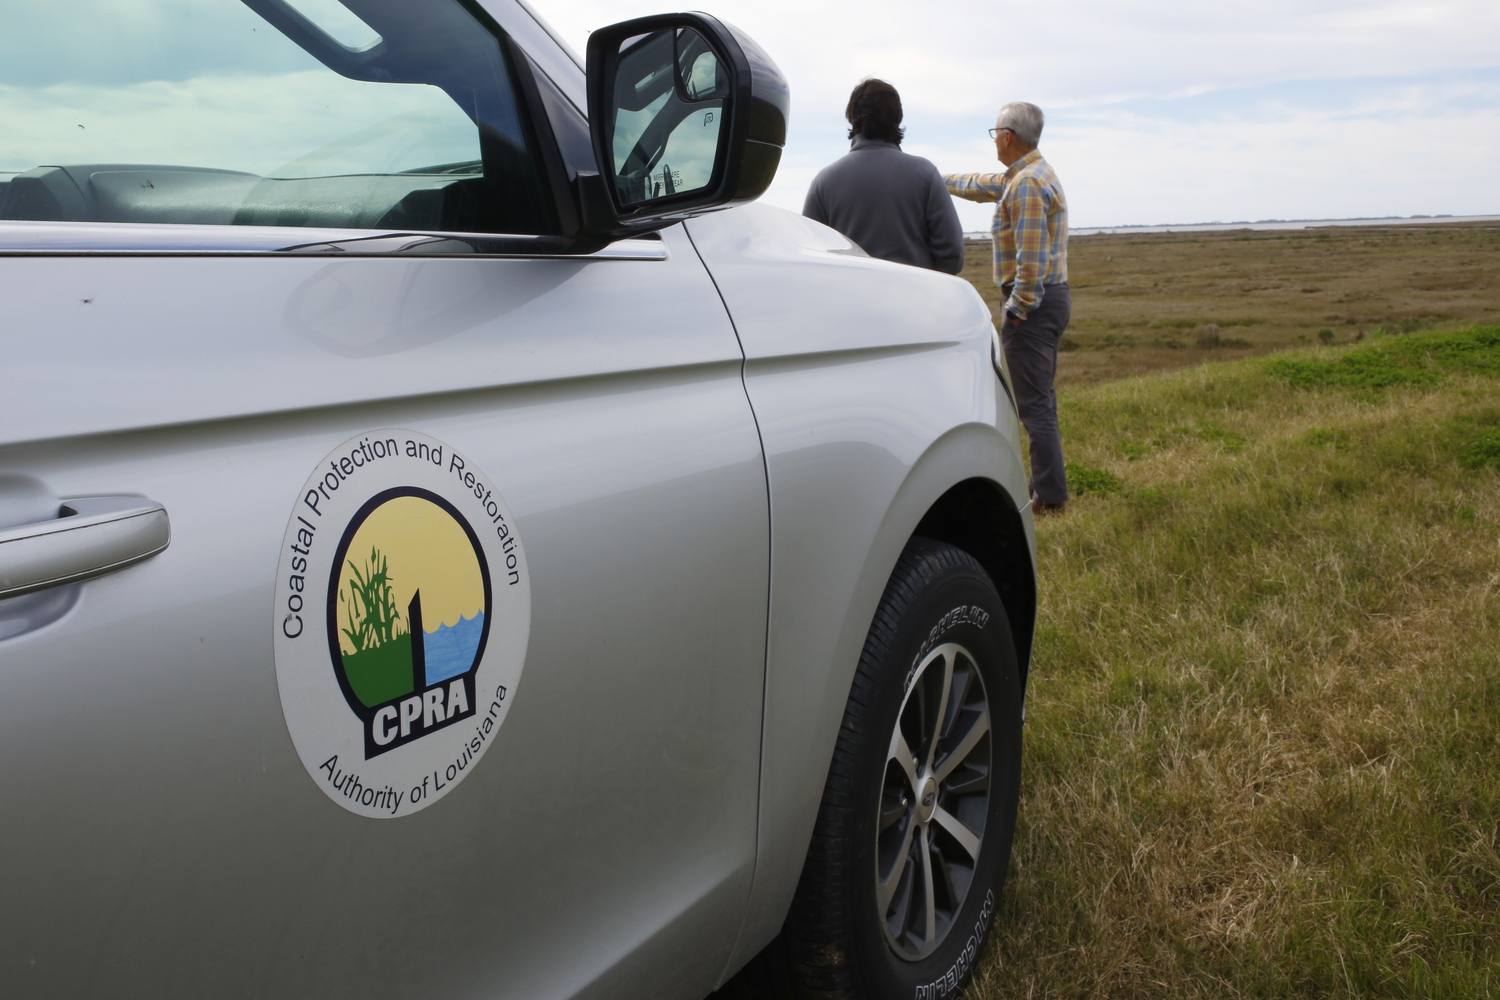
[945,102,1071,513]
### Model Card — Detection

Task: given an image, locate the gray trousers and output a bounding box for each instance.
[1001,283,1071,505]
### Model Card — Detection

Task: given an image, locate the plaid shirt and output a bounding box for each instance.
[945,149,1068,319]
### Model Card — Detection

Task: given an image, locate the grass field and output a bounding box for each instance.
[969,325,1500,998]
[960,222,1500,385]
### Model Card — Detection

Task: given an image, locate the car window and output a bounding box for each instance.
[0,0,556,235]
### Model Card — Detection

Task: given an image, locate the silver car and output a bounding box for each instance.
[0,2,1037,997]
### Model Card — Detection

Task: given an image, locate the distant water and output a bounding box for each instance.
[422,612,484,685]
[962,214,1500,240]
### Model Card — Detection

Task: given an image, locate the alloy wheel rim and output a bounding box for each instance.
[874,642,992,961]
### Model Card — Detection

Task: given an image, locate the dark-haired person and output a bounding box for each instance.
[945,102,1071,514]
[802,78,964,274]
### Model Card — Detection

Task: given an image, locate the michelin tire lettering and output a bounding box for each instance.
[905,604,990,695]
[914,889,995,1000]
[273,430,531,817]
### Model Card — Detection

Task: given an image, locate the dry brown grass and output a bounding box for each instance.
[960,222,1500,386]
[969,330,1500,998]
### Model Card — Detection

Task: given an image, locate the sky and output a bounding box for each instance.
[534,0,1500,229]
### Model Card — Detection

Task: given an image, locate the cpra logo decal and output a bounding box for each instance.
[273,430,530,818]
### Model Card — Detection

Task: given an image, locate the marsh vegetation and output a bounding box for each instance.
[960,221,1500,386]
[969,326,1500,998]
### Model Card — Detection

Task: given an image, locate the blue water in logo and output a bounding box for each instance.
[421,611,485,685]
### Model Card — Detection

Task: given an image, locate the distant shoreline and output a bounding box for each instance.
[962,213,1500,240]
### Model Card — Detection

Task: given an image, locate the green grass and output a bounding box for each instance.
[1065,462,1125,496]
[1265,325,1500,391]
[972,327,1500,999]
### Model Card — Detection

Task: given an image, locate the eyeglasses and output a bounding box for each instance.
[988,127,1014,140]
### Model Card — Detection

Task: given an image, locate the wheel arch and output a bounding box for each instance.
[912,477,1036,692]
[718,418,1033,983]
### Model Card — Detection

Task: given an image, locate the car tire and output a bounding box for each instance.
[781,537,1023,1000]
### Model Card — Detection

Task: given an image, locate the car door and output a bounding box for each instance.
[0,2,766,998]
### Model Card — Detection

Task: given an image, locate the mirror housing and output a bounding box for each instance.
[582,12,788,241]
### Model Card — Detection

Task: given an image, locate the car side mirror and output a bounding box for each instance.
[581,13,788,240]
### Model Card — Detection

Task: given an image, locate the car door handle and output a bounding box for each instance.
[0,496,170,599]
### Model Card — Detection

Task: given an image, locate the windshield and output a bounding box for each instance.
[0,0,554,234]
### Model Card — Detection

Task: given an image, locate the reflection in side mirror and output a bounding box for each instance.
[681,41,724,102]
[585,12,788,236]
[610,28,725,207]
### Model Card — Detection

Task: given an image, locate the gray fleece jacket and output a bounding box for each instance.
[802,135,965,274]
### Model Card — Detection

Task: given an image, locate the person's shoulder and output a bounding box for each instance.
[1012,160,1056,189]
[809,150,858,188]
[880,149,949,185]
[1023,155,1064,182]
[1024,157,1067,198]
[896,150,941,172]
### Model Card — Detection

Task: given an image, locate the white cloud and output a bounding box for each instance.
[1041,107,1500,227]
[538,0,1500,109]
[536,0,1500,225]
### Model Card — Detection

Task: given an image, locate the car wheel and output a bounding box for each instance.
[783,537,1023,1000]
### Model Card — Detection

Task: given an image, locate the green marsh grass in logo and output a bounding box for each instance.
[329,489,492,759]
[273,430,531,819]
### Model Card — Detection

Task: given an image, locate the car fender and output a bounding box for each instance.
[683,204,1033,979]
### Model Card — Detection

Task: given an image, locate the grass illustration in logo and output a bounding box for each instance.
[330,491,490,757]
[338,546,414,707]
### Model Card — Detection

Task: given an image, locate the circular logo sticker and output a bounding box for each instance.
[273,430,530,817]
